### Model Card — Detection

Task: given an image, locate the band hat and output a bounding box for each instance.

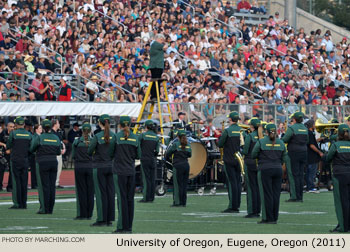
[338,124,349,135]
[99,114,110,124]
[14,116,25,125]
[119,115,131,126]
[145,120,154,126]
[266,123,277,133]
[227,111,240,120]
[261,121,267,130]
[82,122,91,130]
[41,119,52,128]
[346,115,350,121]
[293,111,304,119]
[177,129,186,136]
[249,118,261,127]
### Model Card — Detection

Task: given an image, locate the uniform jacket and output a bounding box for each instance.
[112,131,140,176]
[218,123,242,165]
[165,141,192,167]
[327,140,350,175]
[87,130,115,165]
[242,130,259,166]
[139,131,159,161]
[30,132,61,163]
[72,135,92,167]
[6,128,32,163]
[282,123,309,153]
[252,136,290,170]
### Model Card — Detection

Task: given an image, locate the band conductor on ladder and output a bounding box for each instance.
[149,34,168,101]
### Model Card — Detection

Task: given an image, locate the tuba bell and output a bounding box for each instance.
[315,119,339,137]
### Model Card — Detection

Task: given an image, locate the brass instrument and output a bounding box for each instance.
[234,151,245,175]
[315,119,339,137]
[238,123,250,130]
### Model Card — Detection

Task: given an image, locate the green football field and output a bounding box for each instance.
[0,189,341,234]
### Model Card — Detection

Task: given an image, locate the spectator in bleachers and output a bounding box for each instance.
[237,0,252,13]
[58,76,72,102]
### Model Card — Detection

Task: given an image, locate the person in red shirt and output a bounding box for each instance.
[39,75,56,101]
[228,87,238,103]
[237,0,252,13]
[326,82,336,99]
[58,77,72,102]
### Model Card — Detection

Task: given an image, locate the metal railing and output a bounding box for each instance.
[92,9,126,32]
[9,28,63,74]
[140,102,350,128]
[84,68,137,101]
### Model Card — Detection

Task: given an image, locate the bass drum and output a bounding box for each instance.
[167,137,208,179]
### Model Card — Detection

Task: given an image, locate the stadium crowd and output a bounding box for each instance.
[0,0,350,125]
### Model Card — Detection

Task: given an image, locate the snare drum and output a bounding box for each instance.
[167,137,208,179]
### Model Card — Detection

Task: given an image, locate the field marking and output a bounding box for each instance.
[137,219,335,227]
[182,211,327,218]
[0,226,48,231]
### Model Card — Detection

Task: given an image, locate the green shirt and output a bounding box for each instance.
[149,41,164,69]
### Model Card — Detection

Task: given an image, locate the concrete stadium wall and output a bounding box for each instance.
[270,0,350,43]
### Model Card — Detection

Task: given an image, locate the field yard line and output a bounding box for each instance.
[137,219,335,227]
[0,189,331,206]
[0,217,334,227]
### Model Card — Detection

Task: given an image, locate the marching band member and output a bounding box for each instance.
[139,120,159,203]
[252,123,290,224]
[242,118,261,218]
[218,111,242,213]
[282,112,308,202]
[166,129,192,207]
[7,117,32,209]
[30,119,61,214]
[327,124,350,233]
[88,114,115,226]
[112,116,140,233]
[72,123,94,220]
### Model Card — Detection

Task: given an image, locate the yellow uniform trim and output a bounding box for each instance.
[120,137,137,142]
[266,144,281,147]
[339,146,350,149]
[101,137,113,140]
[16,134,30,137]
[145,135,157,138]
[232,131,240,134]
[298,129,307,132]
[44,139,58,143]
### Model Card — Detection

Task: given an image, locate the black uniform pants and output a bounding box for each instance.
[288,151,307,201]
[333,173,350,232]
[37,160,58,214]
[114,174,135,231]
[75,163,94,218]
[245,162,261,215]
[258,168,282,222]
[150,68,163,99]
[224,161,241,210]
[11,160,29,208]
[93,166,115,223]
[173,162,189,206]
[141,159,156,202]
[29,155,37,189]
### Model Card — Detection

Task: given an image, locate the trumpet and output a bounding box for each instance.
[234,151,245,175]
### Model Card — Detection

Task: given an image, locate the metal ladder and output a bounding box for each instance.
[133,79,173,144]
